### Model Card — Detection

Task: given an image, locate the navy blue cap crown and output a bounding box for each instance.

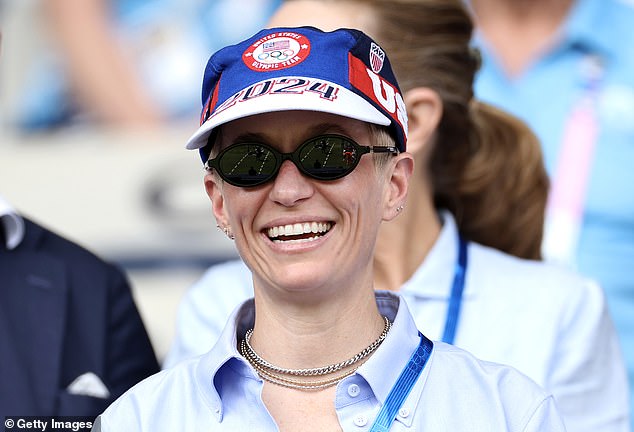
[185,26,408,158]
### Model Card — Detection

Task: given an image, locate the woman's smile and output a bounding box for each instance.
[266,221,333,243]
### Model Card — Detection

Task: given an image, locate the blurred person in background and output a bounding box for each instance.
[470,0,634,425]
[0,193,159,418]
[163,1,630,431]
[0,26,158,421]
[15,0,280,131]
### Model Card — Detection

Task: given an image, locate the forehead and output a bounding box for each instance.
[218,110,372,148]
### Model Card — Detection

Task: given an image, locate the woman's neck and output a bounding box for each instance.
[249,280,385,370]
[374,172,441,292]
[470,0,575,77]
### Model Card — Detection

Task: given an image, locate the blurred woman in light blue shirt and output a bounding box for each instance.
[472,1,634,423]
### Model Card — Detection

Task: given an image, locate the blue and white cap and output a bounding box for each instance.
[185,26,408,159]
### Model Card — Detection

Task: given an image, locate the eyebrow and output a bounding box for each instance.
[227,123,354,146]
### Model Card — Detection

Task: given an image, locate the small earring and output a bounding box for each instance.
[216,224,235,240]
[396,205,405,213]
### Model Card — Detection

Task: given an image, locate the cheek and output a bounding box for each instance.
[223,188,266,224]
[344,166,386,216]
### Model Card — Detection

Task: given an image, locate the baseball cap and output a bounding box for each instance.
[185,26,408,160]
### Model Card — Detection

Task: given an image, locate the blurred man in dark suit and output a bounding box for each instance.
[0,194,159,418]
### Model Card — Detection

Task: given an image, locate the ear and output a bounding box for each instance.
[403,87,442,156]
[383,152,414,222]
[204,173,229,227]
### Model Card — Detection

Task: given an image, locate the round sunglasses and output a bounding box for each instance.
[204,134,399,187]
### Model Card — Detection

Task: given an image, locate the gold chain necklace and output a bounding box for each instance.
[240,316,392,390]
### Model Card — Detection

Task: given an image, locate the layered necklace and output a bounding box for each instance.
[240,316,392,390]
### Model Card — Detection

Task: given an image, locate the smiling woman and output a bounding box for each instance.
[207,111,395,308]
[162,2,629,431]
[93,26,567,432]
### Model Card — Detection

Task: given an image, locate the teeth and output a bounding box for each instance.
[267,222,332,240]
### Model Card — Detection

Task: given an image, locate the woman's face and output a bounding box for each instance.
[205,110,406,301]
[268,0,378,37]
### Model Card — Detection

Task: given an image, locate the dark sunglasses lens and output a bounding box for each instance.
[218,144,277,186]
[298,136,359,179]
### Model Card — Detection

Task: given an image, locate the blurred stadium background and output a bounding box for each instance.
[1,1,241,361]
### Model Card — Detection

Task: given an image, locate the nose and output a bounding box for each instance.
[268,160,314,206]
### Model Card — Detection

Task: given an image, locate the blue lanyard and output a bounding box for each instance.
[369,332,433,432]
[367,236,466,431]
[441,236,468,345]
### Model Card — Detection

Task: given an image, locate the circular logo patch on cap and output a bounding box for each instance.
[243,31,311,72]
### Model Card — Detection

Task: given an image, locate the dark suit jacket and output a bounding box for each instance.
[0,217,160,418]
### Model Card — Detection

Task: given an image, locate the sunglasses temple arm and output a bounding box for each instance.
[370,146,399,155]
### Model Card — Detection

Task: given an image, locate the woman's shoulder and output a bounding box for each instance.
[198,258,251,280]
[423,342,564,429]
[432,341,549,394]
[111,358,200,406]
[464,242,611,339]
[468,241,601,297]
[99,357,212,429]
[188,258,253,297]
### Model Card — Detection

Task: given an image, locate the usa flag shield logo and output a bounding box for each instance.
[369,42,385,73]
[243,31,311,72]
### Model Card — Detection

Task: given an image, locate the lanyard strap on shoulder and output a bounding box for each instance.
[441,235,468,345]
[369,333,433,432]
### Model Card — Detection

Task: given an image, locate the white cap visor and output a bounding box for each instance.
[185,77,391,150]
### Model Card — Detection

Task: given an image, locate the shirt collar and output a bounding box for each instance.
[196,299,259,421]
[560,0,616,60]
[355,291,430,409]
[197,292,429,422]
[0,195,25,250]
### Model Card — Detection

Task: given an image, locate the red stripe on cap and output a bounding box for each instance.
[348,53,405,135]
[200,79,221,126]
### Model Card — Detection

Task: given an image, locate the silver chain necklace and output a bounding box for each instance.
[240,316,392,390]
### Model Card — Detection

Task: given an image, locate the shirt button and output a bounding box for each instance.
[353,415,368,427]
[398,407,410,418]
[347,384,361,397]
